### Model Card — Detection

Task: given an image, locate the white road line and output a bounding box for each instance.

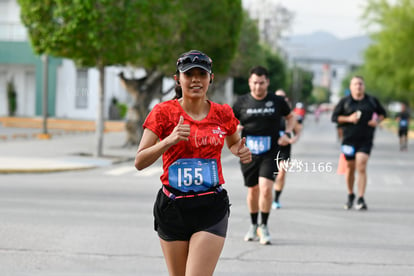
[104,166,137,176]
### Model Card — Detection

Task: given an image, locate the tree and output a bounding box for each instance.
[264,46,287,93]
[19,0,245,149]
[231,12,266,95]
[18,0,178,156]
[288,67,313,105]
[362,0,414,106]
[233,48,287,96]
[310,86,330,104]
[118,0,243,145]
[299,69,314,104]
[229,11,266,78]
[235,1,292,96]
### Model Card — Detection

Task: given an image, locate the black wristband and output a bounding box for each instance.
[284,132,292,139]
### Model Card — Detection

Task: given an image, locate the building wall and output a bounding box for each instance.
[0,0,27,41]
[0,41,62,117]
[0,64,35,116]
[55,61,131,120]
[0,0,61,117]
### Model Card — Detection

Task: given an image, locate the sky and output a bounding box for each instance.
[243,0,370,39]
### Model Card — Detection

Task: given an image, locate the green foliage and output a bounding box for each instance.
[129,0,243,76]
[230,11,266,78]
[7,80,17,116]
[117,103,128,119]
[300,70,313,103]
[362,0,414,106]
[310,86,330,104]
[233,44,287,96]
[264,47,287,93]
[18,0,176,67]
[286,67,313,104]
[17,0,243,82]
[17,0,243,156]
[182,0,243,75]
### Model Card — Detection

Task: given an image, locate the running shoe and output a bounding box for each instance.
[257,224,271,245]
[244,224,258,242]
[355,197,368,210]
[272,201,282,209]
[344,193,355,210]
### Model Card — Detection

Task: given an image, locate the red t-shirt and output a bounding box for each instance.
[143,99,239,186]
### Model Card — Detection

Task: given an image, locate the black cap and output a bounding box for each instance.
[176,50,212,74]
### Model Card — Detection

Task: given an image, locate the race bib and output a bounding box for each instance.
[168,158,219,192]
[246,135,271,155]
[341,144,355,157]
[400,119,408,127]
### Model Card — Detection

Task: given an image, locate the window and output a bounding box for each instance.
[75,69,88,109]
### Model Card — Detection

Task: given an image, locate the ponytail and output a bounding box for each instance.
[174,85,182,99]
[174,71,182,99]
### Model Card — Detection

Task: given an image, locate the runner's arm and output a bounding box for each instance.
[284,111,296,134]
[226,133,251,164]
[279,112,296,145]
[134,129,170,170]
[135,116,190,170]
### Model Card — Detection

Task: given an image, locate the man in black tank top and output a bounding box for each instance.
[332,76,386,211]
[233,66,296,245]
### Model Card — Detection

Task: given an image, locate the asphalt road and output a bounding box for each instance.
[1,113,413,275]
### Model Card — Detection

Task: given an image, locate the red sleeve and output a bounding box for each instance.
[142,103,166,138]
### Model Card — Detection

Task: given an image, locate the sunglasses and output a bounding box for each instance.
[177,53,212,67]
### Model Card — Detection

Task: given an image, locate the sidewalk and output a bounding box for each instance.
[0,124,136,173]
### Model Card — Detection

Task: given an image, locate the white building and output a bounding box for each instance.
[0,0,138,120]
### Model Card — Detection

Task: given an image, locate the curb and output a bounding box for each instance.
[0,156,134,174]
[0,166,97,174]
[0,117,126,132]
[0,130,96,142]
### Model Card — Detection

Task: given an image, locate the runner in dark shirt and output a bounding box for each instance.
[395,103,410,151]
[233,66,295,245]
[331,76,386,211]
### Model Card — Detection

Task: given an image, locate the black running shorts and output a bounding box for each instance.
[399,128,408,137]
[153,187,230,241]
[240,151,278,187]
[342,141,373,161]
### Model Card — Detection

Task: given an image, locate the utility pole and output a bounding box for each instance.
[292,61,299,105]
[38,54,51,139]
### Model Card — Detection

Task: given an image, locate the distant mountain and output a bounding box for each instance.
[282,31,339,48]
[281,31,372,65]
